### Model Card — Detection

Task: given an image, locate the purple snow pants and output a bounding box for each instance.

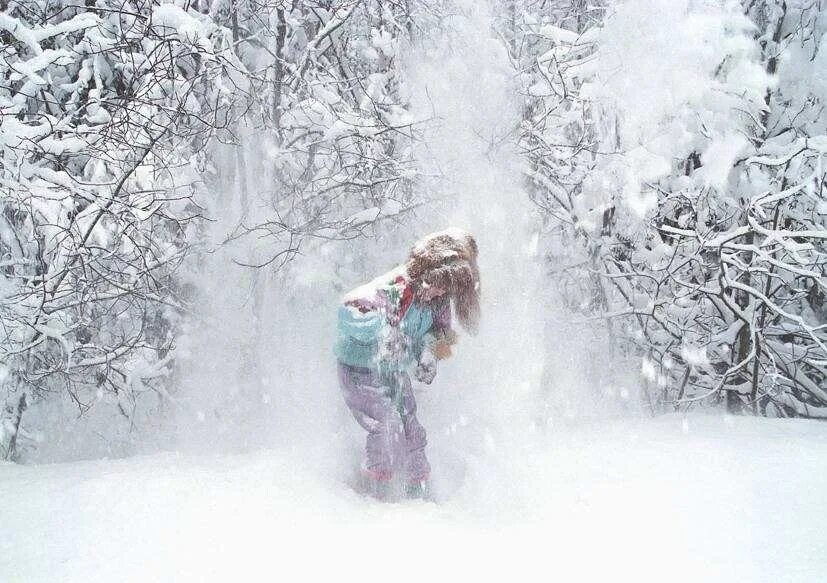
[338,362,430,483]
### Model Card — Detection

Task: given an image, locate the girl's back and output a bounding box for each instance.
[334,266,435,372]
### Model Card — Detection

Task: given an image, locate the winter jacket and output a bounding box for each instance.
[334,266,451,374]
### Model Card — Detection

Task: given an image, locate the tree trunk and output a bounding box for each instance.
[6,393,27,461]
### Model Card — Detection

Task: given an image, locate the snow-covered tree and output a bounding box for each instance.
[204,0,425,267]
[521,0,827,417]
[0,0,443,459]
[0,0,239,458]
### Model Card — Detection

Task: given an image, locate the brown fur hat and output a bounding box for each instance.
[407,229,481,334]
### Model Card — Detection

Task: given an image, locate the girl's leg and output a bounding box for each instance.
[398,374,431,484]
[338,363,403,482]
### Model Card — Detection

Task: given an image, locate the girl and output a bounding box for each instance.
[335,229,481,500]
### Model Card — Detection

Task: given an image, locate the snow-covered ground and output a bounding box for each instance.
[3,414,825,582]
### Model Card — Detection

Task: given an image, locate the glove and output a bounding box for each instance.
[414,349,437,384]
[415,360,437,384]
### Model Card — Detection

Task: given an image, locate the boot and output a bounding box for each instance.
[366,479,391,501]
[404,479,431,500]
[357,472,392,501]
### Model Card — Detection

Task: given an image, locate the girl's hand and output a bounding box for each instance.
[440,329,458,345]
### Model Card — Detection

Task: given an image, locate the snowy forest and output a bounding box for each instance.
[2,0,827,580]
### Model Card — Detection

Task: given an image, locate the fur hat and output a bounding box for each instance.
[407,229,481,334]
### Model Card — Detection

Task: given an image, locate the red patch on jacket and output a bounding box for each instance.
[395,275,414,320]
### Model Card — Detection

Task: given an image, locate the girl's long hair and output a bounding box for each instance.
[407,231,481,334]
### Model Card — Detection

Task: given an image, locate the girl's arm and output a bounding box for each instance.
[430,301,457,359]
[375,275,414,374]
[413,300,451,384]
